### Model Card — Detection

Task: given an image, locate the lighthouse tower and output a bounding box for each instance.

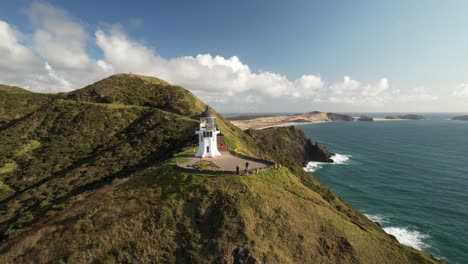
[195,106,221,158]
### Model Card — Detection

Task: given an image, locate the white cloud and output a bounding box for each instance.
[293,75,324,98]
[95,26,322,98]
[0,20,42,72]
[328,76,390,105]
[451,83,468,98]
[392,86,438,102]
[324,76,437,107]
[25,2,91,70]
[44,62,72,89]
[0,1,443,111]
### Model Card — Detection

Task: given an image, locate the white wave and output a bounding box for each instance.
[364,213,389,224]
[304,162,321,172]
[303,153,351,172]
[383,227,430,250]
[331,153,350,164]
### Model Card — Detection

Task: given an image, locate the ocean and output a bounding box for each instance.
[301,115,468,263]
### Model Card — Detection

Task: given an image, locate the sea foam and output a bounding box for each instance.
[304,153,350,172]
[330,153,350,164]
[383,227,430,250]
[364,214,430,250]
[364,213,389,224]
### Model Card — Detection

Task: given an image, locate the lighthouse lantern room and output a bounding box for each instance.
[195,106,221,158]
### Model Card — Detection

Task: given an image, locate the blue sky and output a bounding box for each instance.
[1,0,468,112]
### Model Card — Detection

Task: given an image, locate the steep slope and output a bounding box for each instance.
[0,164,440,263]
[0,74,442,263]
[0,85,51,124]
[245,126,333,167]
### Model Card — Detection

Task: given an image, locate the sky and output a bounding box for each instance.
[1,0,468,113]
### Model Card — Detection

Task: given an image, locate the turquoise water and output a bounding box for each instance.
[301,117,468,263]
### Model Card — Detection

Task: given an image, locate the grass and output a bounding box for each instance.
[192,160,219,170]
[0,163,438,263]
[81,207,100,220]
[0,181,14,201]
[223,136,238,151]
[15,140,41,157]
[172,148,196,164]
[0,85,51,122]
[0,162,17,174]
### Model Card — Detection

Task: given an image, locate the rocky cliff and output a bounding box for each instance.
[245,126,333,167]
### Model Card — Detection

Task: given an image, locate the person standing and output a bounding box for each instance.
[236,165,240,175]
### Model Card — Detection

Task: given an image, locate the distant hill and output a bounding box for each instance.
[229,111,354,130]
[0,84,32,94]
[0,74,441,263]
[65,74,204,117]
[452,115,468,121]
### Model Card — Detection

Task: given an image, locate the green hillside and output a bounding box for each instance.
[0,74,442,263]
[0,85,51,124]
[65,74,205,117]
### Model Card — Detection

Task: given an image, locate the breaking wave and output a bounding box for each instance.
[364,214,430,250]
[304,153,351,172]
[383,227,430,250]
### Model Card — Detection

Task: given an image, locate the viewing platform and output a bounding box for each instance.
[176,150,275,175]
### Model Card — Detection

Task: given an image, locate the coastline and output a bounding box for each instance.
[231,118,405,130]
[231,120,327,130]
[227,111,426,130]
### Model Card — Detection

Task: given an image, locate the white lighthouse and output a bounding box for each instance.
[195,106,221,158]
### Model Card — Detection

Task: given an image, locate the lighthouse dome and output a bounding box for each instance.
[200,106,216,118]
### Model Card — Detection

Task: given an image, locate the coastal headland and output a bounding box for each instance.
[0,74,442,263]
[228,112,426,130]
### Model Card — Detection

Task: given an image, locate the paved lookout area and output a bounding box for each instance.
[178,151,272,172]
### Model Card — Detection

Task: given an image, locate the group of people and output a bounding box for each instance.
[236,162,250,175]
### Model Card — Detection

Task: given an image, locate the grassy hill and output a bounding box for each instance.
[64,74,205,117]
[0,74,442,263]
[0,85,51,125]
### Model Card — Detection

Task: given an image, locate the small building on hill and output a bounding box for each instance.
[195,106,221,158]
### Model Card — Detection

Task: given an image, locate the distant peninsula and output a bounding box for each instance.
[228,111,354,130]
[452,115,468,121]
[229,112,426,130]
[384,114,425,120]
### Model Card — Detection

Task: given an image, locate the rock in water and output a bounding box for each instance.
[452,115,468,121]
[356,116,374,121]
[398,114,424,120]
[306,141,334,163]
